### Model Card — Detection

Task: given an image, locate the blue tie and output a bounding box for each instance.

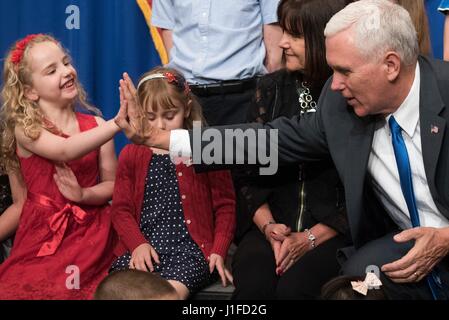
[389,116,444,299]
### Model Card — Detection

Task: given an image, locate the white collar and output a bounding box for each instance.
[387,62,420,137]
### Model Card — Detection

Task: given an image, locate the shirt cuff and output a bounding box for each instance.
[262,13,278,25]
[169,129,192,161]
[150,16,174,30]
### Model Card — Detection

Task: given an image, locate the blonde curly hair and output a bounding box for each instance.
[0,34,101,173]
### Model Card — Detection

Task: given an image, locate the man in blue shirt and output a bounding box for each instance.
[152,0,283,125]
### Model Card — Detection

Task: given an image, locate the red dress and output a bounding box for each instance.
[0,113,116,300]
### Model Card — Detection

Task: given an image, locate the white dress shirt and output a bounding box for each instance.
[369,63,449,229]
[170,63,449,230]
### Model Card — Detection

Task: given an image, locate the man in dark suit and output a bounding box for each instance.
[117,0,449,299]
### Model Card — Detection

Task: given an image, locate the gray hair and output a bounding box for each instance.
[324,0,419,65]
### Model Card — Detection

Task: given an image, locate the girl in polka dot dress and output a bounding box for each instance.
[110,67,236,299]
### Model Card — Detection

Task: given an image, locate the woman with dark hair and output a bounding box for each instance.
[231,0,354,300]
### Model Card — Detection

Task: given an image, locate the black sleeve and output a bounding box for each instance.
[302,162,349,237]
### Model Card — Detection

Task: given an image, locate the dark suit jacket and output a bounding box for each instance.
[190,56,449,248]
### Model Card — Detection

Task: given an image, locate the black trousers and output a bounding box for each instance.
[232,228,347,300]
[195,88,254,126]
[339,231,449,300]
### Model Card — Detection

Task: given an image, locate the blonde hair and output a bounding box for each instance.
[136,67,205,130]
[0,34,101,173]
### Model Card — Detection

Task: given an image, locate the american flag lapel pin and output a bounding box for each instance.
[431,125,439,134]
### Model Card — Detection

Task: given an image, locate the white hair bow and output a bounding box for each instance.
[351,272,382,296]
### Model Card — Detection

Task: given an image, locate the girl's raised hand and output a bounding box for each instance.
[114,84,129,131]
[116,74,152,145]
[208,253,233,287]
[116,73,168,148]
[53,163,84,203]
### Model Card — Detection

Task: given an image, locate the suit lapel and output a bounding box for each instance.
[419,57,447,215]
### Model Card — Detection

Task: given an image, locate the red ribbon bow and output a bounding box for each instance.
[36,203,89,257]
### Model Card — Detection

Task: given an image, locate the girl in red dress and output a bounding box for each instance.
[0,34,120,299]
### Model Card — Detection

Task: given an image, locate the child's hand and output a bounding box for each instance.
[116,74,152,145]
[115,84,129,130]
[130,243,160,272]
[208,253,233,287]
[53,163,84,203]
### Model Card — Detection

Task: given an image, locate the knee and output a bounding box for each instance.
[341,253,380,278]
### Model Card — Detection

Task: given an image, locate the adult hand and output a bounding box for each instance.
[265,223,291,241]
[130,243,160,272]
[276,232,311,275]
[208,253,233,287]
[53,163,84,203]
[267,236,282,266]
[381,227,449,283]
[264,223,290,264]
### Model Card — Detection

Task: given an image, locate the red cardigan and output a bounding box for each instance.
[111,144,236,260]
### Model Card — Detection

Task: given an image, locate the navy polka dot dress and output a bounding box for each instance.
[111,154,214,293]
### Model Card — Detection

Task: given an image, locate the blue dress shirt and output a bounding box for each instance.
[152,0,280,84]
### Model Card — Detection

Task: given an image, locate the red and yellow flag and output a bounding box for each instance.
[137,0,169,65]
